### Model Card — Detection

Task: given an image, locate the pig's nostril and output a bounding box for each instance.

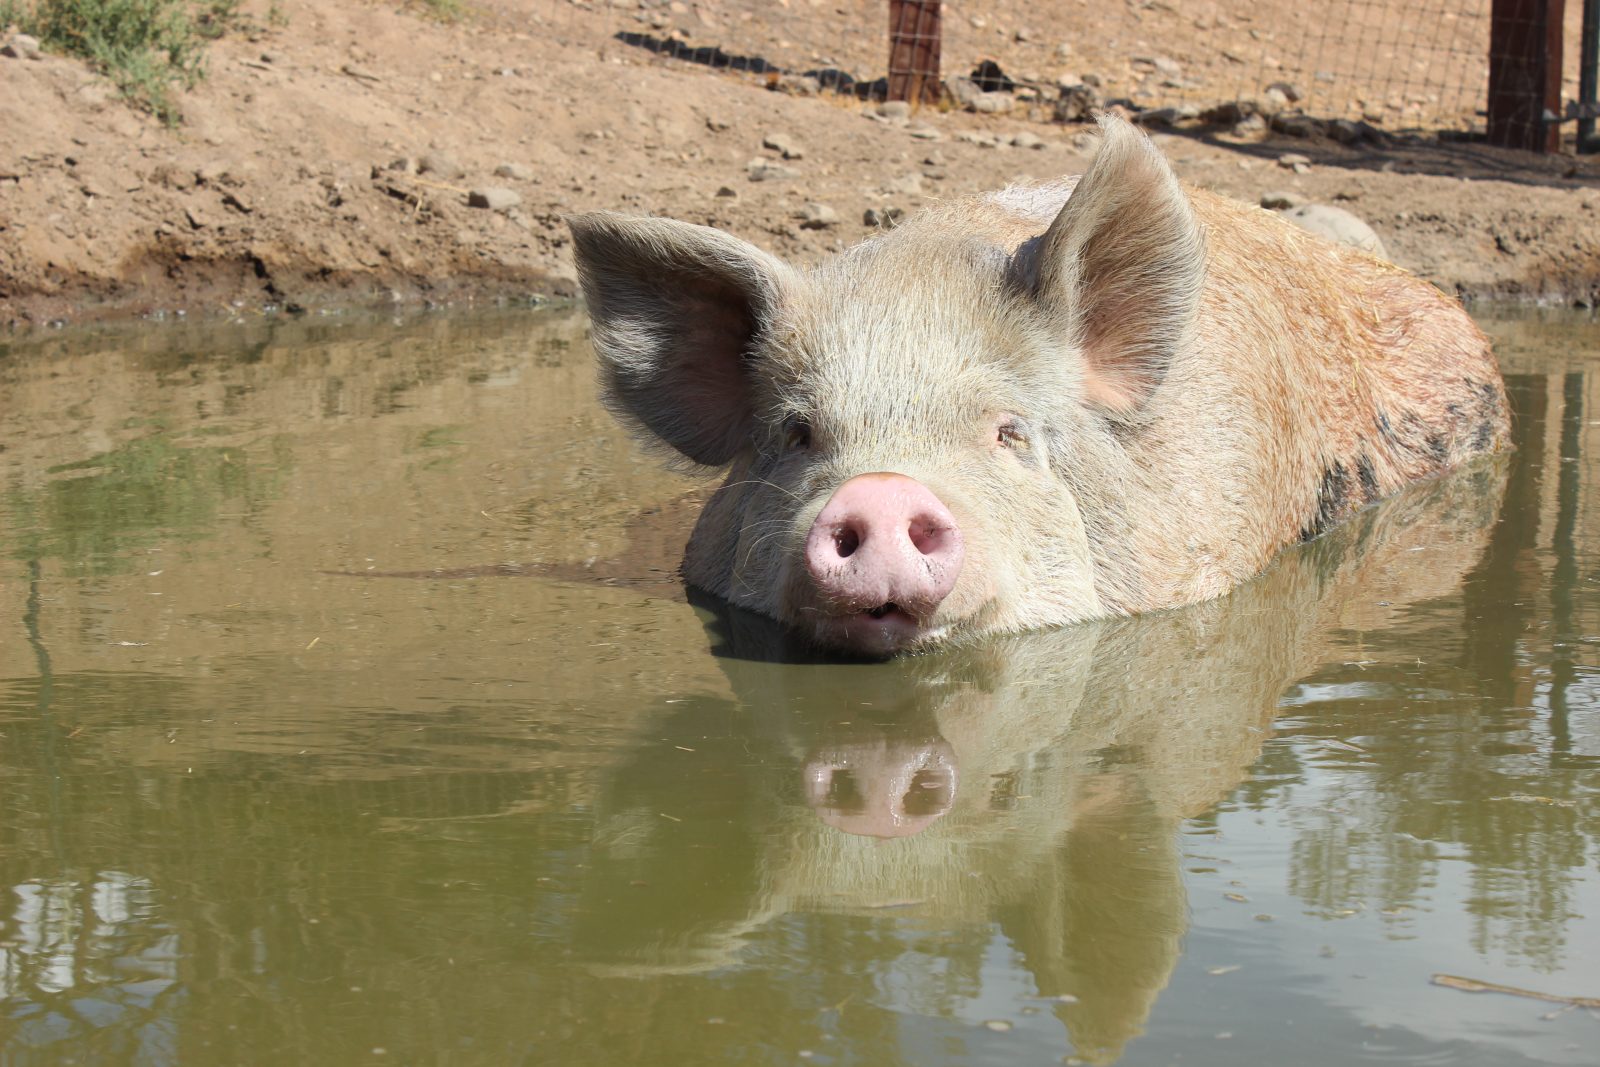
[908,517,955,557]
[833,525,861,558]
[824,769,864,813]
[903,768,954,817]
[866,602,898,619]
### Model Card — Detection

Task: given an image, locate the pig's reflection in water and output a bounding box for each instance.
[579,460,1504,1062]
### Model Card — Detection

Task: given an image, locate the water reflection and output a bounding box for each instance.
[575,462,1504,1062]
[0,308,1594,1065]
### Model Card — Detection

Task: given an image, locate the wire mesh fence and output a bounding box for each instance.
[521,0,1595,147]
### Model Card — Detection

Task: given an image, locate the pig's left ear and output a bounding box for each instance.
[1029,116,1205,419]
[569,213,798,466]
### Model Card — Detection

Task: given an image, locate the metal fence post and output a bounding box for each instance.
[1487,0,1566,153]
[1580,0,1599,151]
[888,1,941,104]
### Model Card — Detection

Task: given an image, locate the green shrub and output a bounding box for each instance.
[2,0,242,124]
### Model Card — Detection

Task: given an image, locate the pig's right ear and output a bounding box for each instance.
[569,213,797,466]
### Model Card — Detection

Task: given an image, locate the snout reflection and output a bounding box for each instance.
[803,735,959,838]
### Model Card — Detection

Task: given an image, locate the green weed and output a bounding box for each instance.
[2,0,244,124]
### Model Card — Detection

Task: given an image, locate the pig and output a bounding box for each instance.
[569,116,1509,658]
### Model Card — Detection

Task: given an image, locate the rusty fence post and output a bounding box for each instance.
[888,0,941,104]
[1487,0,1566,153]
[1580,0,1599,151]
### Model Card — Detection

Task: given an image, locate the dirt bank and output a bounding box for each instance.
[2,0,1599,330]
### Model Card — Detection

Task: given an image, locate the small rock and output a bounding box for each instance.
[971,91,1015,114]
[773,74,820,96]
[468,187,521,212]
[747,159,800,182]
[1232,113,1268,139]
[1259,191,1302,210]
[882,173,924,197]
[705,115,731,132]
[1279,204,1388,259]
[387,157,419,175]
[1260,87,1291,115]
[762,133,804,160]
[1011,131,1044,150]
[1266,80,1303,103]
[419,153,465,180]
[877,101,911,122]
[864,206,906,228]
[907,124,942,141]
[2,33,42,60]
[1135,107,1181,128]
[797,202,839,229]
[1054,83,1101,123]
[1277,153,1312,169]
[494,162,533,181]
[76,84,112,110]
[1328,119,1364,145]
[946,76,983,107]
[1272,113,1321,138]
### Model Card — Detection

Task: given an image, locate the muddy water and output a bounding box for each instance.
[0,306,1595,1065]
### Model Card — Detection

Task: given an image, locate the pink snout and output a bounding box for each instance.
[803,473,965,623]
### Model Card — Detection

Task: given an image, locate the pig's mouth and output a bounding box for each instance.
[807,602,948,658]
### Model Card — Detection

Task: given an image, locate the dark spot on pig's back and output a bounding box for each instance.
[1356,454,1379,503]
[1299,460,1350,543]
[1473,420,1494,451]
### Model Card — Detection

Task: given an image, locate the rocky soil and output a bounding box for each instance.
[2,0,1598,329]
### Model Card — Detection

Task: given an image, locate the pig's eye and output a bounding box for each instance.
[784,420,813,452]
[996,420,1028,449]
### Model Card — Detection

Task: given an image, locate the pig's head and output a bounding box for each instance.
[570,118,1205,657]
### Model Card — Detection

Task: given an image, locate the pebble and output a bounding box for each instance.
[907,124,941,141]
[419,153,466,180]
[1054,84,1101,123]
[882,173,924,197]
[762,132,804,160]
[863,206,905,228]
[1232,114,1268,139]
[746,159,800,182]
[1010,131,1044,150]
[468,186,521,212]
[494,162,533,181]
[877,101,911,122]
[970,92,1015,114]
[714,185,738,198]
[797,202,839,229]
[1259,191,1303,210]
[1277,153,1312,169]
[705,115,731,132]
[2,33,41,60]
[773,74,820,96]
